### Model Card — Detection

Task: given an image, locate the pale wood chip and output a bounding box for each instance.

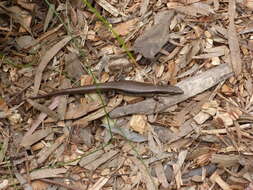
[177,64,199,79]
[131,157,157,190]
[194,100,219,124]
[211,154,240,167]
[148,126,163,155]
[0,179,8,189]
[154,161,169,188]
[30,168,67,180]
[227,0,242,76]
[173,2,214,16]
[129,115,147,134]
[108,57,132,73]
[193,52,225,59]
[201,124,252,135]
[95,0,125,17]
[15,35,34,50]
[193,111,212,124]
[210,170,232,190]
[37,135,67,165]
[173,150,188,189]
[215,112,234,127]
[84,149,119,171]
[20,128,53,147]
[174,92,210,126]
[110,64,233,118]
[33,36,72,96]
[139,0,149,16]
[176,40,201,68]
[88,177,110,190]
[153,119,193,143]
[0,136,9,162]
[79,150,104,167]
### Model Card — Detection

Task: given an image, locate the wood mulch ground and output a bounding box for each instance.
[1,0,253,189]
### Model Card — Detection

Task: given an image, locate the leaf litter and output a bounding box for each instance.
[1,0,253,189]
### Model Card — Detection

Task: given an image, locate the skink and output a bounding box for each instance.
[30,80,184,99]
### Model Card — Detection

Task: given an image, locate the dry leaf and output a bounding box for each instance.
[133,10,175,59]
[0,5,32,34]
[43,3,55,32]
[33,36,72,96]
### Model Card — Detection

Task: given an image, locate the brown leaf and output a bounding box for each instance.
[33,36,72,96]
[43,4,55,32]
[133,10,175,59]
[65,53,86,80]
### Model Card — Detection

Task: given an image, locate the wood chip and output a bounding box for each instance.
[173,150,188,189]
[129,115,147,134]
[83,149,119,171]
[20,128,53,147]
[88,177,110,190]
[37,135,66,165]
[30,168,67,180]
[227,0,242,76]
[154,161,169,188]
[95,0,125,17]
[210,170,232,190]
[131,157,157,190]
